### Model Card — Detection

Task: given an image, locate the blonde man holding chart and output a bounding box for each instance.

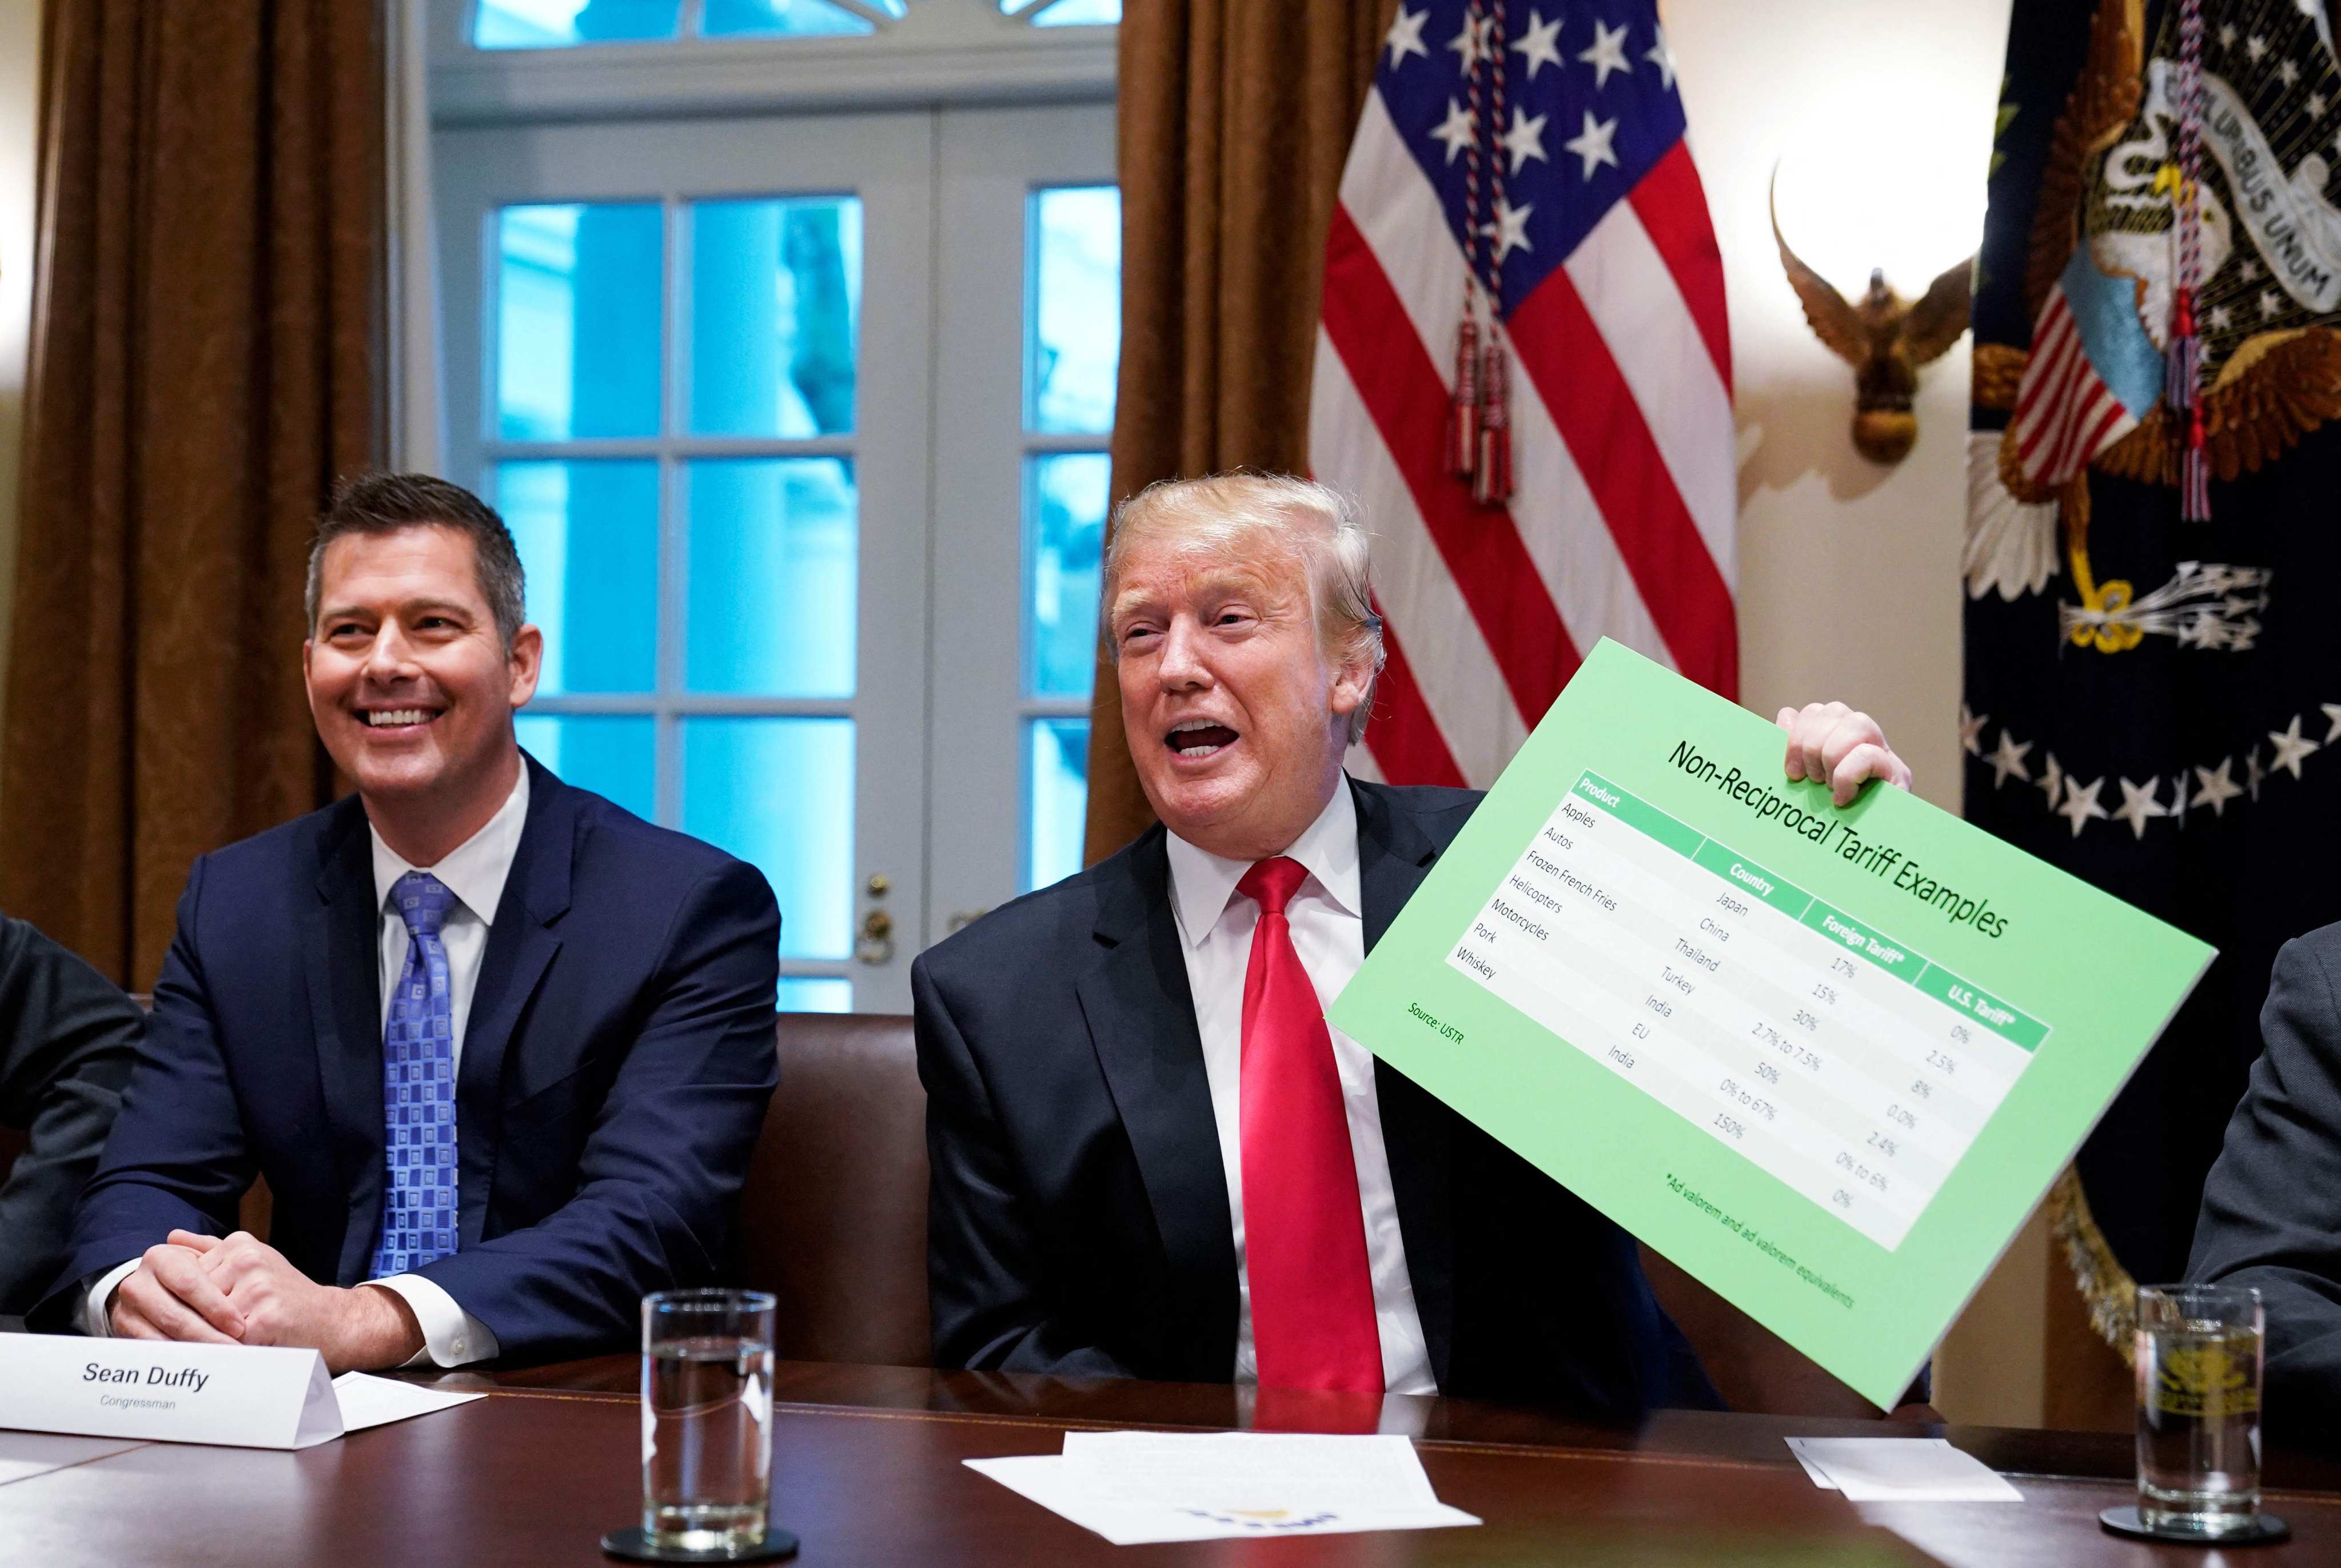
[914,473,1911,1414]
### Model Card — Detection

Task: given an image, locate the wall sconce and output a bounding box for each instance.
[1768,105,1985,465]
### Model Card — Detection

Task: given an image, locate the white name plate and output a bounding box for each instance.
[0,1334,342,1450]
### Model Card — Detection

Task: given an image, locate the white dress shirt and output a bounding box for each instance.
[1164,781,1437,1395]
[85,768,528,1367]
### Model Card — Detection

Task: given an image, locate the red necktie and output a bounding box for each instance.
[1237,857,1383,1393]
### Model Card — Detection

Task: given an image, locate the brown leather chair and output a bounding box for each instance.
[740,1012,931,1367]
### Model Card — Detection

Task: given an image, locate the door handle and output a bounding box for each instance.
[856,908,895,965]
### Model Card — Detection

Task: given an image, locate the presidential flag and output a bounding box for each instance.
[1967,0,2341,1331]
[1312,0,1736,790]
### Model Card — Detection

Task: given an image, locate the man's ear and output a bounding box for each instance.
[508,623,544,709]
[1329,647,1374,727]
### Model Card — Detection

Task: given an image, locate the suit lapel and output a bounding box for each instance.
[306,800,391,1285]
[1074,829,1239,1376]
[452,756,572,1247]
[1352,779,1461,1390]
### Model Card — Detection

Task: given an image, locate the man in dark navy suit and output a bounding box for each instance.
[916,474,1909,1418]
[45,473,779,1370]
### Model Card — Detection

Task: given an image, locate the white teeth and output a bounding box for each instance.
[1171,720,1218,733]
[366,709,430,727]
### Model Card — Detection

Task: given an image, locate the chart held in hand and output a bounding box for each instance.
[1327,641,2214,1408]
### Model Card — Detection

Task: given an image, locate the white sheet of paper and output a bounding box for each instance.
[332,1373,484,1432]
[966,1432,1480,1545]
[1786,1438,2023,1502]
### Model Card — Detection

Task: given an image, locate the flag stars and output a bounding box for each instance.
[2207,302,2234,330]
[1383,5,1429,69]
[1503,106,1550,174]
[2113,777,2167,839]
[1646,26,1677,90]
[2192,757,2243,816]
[2247,34,2269,63]
[2262,288,2286,318]
[1449,12,1494,71]
[2037,751,2066,812]
[2322,701,2341,743]
[1511,8,1564,79]
[2219,22,2239,49]
[2269,713,2321,778]
[2280,57,2302,87]
[1578,18,1634,89]
[2240,258,2264,281]
[2312,91,2330,118]
[2059,776,2111,837]
[1985,730,2032,788]
[1482,193,1536,262]
[2248,744,2268,799]
[1431,98,1476,164]
[1958,704,1988,755]
[1564,110,1622,179]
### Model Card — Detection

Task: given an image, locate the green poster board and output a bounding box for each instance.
[1327,640,2214,1407]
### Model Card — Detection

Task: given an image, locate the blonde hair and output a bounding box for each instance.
[1100,473,1386,744]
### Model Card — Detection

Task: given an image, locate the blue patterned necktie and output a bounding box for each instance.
[369,870,459,1278]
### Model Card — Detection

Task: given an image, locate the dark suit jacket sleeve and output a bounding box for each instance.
[914,954,1132,1379]
[413,859,780,1362]
[44,857,262,1320]
[2188,930,2341,1439]
[0,918,145,1315]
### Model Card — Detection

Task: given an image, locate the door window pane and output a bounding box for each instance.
[703,0,875,37]
[1028,187,1120,434]
[1026,453,1107,700]
[497,204,664,441]
[1026,717,1088,892]
[516,715,656,821]
[685,458,858,697]
[1031,0,1122,23]
[684,717,855,960]
[690,198,863,437]
[499,459,660,695]
[777,977,855,1012]
[476,0,681,47]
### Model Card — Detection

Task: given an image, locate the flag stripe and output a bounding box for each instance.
[1506,266,1740,695]
[1311,329,1529,785]
[1564,197,1737,585]
[1626,141,1732,390]
[1322,205,1585,727]
[1363,616,1469,789]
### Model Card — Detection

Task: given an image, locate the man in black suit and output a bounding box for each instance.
[915,473,1911,1417]
[2190,924,2341,1441]
[0,916,145,1315]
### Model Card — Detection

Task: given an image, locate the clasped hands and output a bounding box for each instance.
[109,1230,425,1373]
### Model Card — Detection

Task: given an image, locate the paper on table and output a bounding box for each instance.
[1786,1438,2022,1502]
[332,1373,484,1432]
[966,1431,1481,1545]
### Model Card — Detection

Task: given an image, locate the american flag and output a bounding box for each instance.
[1312,0,1737,789]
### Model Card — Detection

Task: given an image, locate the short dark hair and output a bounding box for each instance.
[306,472,527,652]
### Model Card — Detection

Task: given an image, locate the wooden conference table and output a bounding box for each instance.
[5,1357,2340,1566]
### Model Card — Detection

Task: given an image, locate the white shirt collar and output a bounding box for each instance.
[369,763,532,926]
[1164,778,1361,950]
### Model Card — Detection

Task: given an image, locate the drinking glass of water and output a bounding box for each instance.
[641,1288,777,1554]
[2134,1283,2264,1538]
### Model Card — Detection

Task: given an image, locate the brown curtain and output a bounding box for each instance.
[1081,0,1397,865]
[3,1,384,988]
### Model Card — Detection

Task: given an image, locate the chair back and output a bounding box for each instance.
[740,1012,931,1367]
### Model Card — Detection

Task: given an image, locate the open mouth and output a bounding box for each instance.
[359,706,443,731]
[1166,719,1240,759]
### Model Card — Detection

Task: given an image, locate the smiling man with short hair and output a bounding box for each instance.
[45,472,780,1370]
[916,472,1908,1413]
